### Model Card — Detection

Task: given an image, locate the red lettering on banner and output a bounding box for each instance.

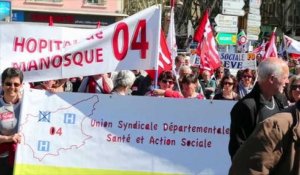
[53,40,63,50]
[11,48,104,71]
[73,52,83,66]
[13,37,79,53]
[113,22,129,61]
[39,39,47,52]
[64,53,72,67]
[28,60,38,71]
[112,20,149,61]
[86,31,103,40]
[39,57,50,69]
[12,62,26,70]
[64,41,71,48]
[13,37,25,52]
[106,133,131,143]
[149,136,176,146]
[131,20,149,59]
[49,127,63,136]
[181,138,212,148]
[26,38,37,53]
[84,50,94,64]
[90,119,113,128]
[96,48,103,62]
[117,120,158,131]
[95,31,103,39]
[163,122,229,135]
[52,55,63,68]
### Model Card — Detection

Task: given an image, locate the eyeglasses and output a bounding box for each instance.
[4,82,21,87]
[224,82,234,86]
[243,75,252,79]
[291,84,300,91]
[162,80,174,84]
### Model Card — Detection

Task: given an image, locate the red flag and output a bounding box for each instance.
[194,10,221,72]
[49,16,53,26]
[263,31,278,59]
[193,10,209,42]
[199,37,213,73]
[146,30,172,80]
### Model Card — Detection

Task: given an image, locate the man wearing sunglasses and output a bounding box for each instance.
[0,68,23,175]
[229,58,289,160]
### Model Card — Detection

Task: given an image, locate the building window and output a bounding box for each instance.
[86,0,106,5]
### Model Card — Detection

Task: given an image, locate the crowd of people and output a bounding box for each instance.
[3,54,258,101]
[2,53,300,174]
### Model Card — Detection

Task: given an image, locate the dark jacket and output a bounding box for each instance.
[229,83,289,159]
[229,103,300,175]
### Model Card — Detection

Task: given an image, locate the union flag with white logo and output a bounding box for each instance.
[194,10,221,73]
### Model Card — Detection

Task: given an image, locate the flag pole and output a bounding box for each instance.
[154,5,163,89]
[273,27,278,58]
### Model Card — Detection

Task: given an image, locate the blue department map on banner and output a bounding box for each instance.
[15,89,235,175]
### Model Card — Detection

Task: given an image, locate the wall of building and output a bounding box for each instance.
[10,0,127,28]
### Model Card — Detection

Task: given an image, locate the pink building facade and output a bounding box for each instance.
[10,0,127,28]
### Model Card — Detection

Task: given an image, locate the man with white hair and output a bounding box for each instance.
[111,70,136,95]
[229,57,289,159]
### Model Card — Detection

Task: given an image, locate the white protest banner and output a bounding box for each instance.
[15,89,233,175]
[220,52,257,70]
[0,5,161,82]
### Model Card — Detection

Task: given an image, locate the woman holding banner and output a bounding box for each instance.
[149,70,177,97]
[213,74,239,101]
[152,74,204,99]
[0,68,23,175]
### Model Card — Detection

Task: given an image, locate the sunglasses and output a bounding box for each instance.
[291,84,300,91]
[224,82,234,86]
[243,75,252,78]
[4,82,21,87]
[162,79,174,84]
